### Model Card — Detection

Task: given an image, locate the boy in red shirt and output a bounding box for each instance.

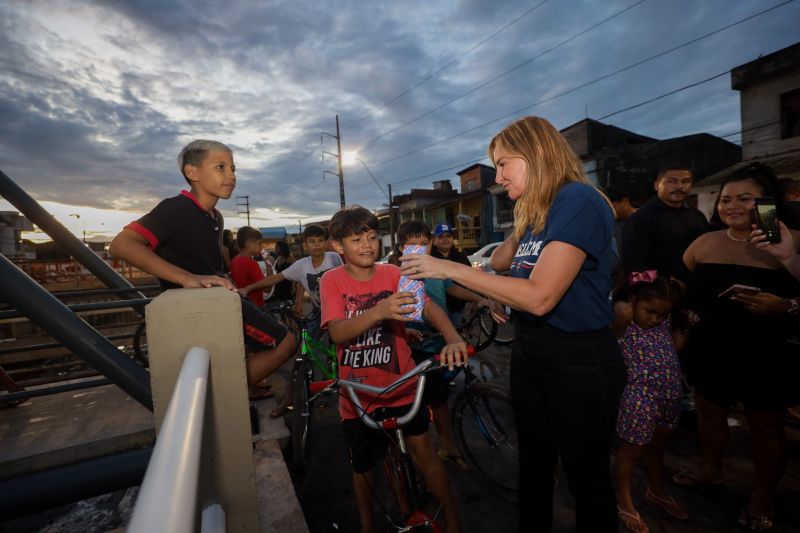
[320,206,466,533]
[230,226,267,307]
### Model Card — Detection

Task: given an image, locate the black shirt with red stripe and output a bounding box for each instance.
[126,190,224,290]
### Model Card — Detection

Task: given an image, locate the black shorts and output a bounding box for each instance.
[240,296,288,350]
[410,348,455,406]
[341,404,430,474]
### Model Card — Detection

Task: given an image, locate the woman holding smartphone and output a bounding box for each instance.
[676,163,800,531]
[401,116,626,532]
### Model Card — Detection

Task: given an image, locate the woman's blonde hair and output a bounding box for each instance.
[488,116,612,238]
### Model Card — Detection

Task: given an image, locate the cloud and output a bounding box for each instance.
[0,0,798,231]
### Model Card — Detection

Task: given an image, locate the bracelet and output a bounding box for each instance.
[788,298,800,316]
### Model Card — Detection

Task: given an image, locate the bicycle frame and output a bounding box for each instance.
[300,328,337,380]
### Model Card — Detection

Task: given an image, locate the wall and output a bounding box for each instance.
[740,71,800,159]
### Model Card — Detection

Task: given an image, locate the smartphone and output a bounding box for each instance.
[754,197,781,244]
[718,284,761,298]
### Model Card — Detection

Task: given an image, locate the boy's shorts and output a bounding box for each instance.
[342,404,430,474]
[240,296,288,350]
[411,347,452,406]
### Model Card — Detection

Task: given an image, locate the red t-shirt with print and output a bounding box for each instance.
[230,255,265,307]
[320,264,423,420]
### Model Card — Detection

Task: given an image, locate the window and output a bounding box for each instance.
[781,88,800,139]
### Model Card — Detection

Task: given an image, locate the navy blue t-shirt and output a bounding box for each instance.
[509,182,615,332]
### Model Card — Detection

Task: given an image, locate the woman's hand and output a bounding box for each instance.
[439,338,469,371]
[729,291,790,315]
[399,253,450,280]
[750,221,793,261]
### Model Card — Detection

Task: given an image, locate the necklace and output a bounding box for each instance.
[725,228,749,242]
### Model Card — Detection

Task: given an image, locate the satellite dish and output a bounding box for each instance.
[456,213,471,224]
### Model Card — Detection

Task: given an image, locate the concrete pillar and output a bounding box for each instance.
[146,287,259,531]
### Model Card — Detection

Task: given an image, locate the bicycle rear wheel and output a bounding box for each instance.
[460,306,496,352]
[452,383,518,502]
[290,359,312,471]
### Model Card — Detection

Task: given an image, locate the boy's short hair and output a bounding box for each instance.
[302,224,327,241]
[397,220,431,245]
[656,165,692,181]
[177,139,232,183]
[328,206,379,241]
[236,226,263,249]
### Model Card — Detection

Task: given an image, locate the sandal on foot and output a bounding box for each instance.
[437,451,470,471]
[739,508,774,531]
[671,469,719,488]
[617,505,649,533]
[644,486,688,520]
[270,402,292,418]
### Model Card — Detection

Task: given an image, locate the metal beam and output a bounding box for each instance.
[0,168,146,315]
[0,298,151,320]
[0,254,152,410]
[0,377,111,402]
[0,447,151,520]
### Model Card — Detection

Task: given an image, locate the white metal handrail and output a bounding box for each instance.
[128,346,211,533]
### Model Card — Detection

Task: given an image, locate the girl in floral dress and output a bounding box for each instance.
[611,273,689,533]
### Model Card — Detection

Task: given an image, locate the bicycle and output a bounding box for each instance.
[450,354,518,503]
[266,300,337,471]
[456,303,497,352]
[309,354,454,532]
[492,305,516,345]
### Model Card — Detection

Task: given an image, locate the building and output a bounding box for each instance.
[0,211,34,259]
[694,42,800,218]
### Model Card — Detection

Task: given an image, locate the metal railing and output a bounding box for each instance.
[128,347,218,533]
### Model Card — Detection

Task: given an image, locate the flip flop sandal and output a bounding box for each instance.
[437,451,470,471]
[270,402,292,418]
[671,469,719,488]
[617,505,649,533]
[645,486,688,520]
[739,508,774,531]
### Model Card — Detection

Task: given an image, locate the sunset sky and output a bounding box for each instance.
[1,0,798,241]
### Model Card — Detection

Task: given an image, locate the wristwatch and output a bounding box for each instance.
[788,298,800,315]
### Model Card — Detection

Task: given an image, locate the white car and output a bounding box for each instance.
[467,242,502,273]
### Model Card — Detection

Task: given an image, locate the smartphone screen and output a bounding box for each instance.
[755,197,781,244]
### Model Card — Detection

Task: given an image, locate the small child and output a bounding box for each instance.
[320,206,466,533]
[109,139,296,393]
[230,226,268,307]
[396,219,491,470]
[611,273,689,533]
[240,224,344,416]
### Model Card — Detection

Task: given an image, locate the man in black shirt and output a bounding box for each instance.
[621,167,709,276]
[431,223,471,323]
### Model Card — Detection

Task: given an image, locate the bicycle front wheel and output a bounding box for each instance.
[290,359,312,471]
[452,383,518,502]
[493,308,515,345]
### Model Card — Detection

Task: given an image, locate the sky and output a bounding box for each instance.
[1,0,798,241]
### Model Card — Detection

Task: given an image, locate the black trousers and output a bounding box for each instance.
[510,321,626,532]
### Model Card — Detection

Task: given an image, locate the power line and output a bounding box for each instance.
[369,0,795,169]
[359,0,648,148]
[349,0,548,129]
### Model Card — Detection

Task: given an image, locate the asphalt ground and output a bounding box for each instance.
[282,341,800,533]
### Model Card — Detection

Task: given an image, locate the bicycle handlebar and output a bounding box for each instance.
[309,345,476,431]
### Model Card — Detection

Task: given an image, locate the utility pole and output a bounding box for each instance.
[236,195,251,226]
[387,183,395,249]
[322,115,345,208]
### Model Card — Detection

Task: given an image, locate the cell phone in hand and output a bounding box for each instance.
[717,284,761,298]
[754,197,781,244]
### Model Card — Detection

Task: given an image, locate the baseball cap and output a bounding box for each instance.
[433,223,454,237]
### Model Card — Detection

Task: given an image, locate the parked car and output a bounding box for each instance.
[467,242,502,273]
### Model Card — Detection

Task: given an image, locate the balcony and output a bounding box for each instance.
[495,209,514,228]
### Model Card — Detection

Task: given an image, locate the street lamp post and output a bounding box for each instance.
[321,115,345,209]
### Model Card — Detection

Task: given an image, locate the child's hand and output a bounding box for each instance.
[439,339,469,371]
[684,309,700,325]
[405,328,424,344]
[237,288,249,298]
[182,274,235,290]
[375,292,417,321]
[486,299,509,323]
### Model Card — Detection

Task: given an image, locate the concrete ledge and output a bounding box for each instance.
[253,439,309,533]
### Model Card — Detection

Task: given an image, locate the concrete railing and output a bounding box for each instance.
[128,347,212,533]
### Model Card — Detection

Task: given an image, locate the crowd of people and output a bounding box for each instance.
[107,116,800,533]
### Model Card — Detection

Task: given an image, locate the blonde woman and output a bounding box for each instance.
[401,116,626,532]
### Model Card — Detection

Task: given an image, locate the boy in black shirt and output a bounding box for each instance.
[109,139,296,388]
